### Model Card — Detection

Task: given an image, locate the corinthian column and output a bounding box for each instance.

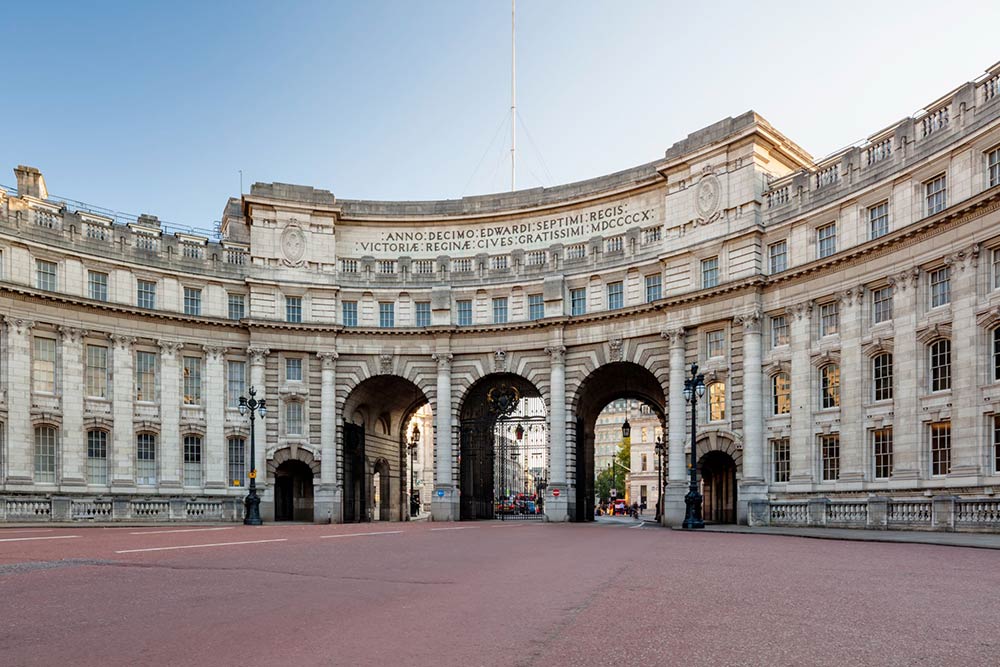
[110,334,136,487]
[158,340,183,488]
[431,352,455,520]
[948,244,982,478]
[545,345,568,522]
[5,317,35,484]
[316,350,340,523]
[661,326,687,526]
[203,345,226,489]
[58,326,88,486]
[735,307,766,524]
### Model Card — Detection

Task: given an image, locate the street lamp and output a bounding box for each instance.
[682,363,706,529]
[654,435,666,522]
[621,418,631,446]
[408,423,420,517]
[238,386,267,526]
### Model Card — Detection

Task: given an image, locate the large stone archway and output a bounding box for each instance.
[572,362,668,522]
[267,447,320,522]
[696,432,742,524]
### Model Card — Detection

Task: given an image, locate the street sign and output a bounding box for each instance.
[436,489,445,498]
[248,471,256,480]
[610,489,617,498]
[552,489,560,497]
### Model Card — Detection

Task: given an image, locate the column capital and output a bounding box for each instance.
[886,267,920,291]
[4,317,35,336]
[247,346,270,365]
[836,286,865,308]
[786,300,814,321]
[545,345,566,364]
[944,242,980,272]
[316,350,339,369]
[158,340,184,358]
[58,325,88,344]
[660,327,686,347]
[202,344,225,362]
[733,306,763,333]
[432,352,453,371]
[110,334,137,350]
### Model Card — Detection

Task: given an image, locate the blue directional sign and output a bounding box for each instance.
[436,489,445,498]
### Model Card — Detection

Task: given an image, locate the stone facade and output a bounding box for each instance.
[3,64,1000,530]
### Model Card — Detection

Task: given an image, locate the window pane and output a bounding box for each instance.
[708,383,725,421]
[136,351,158,402]
[607,282,623,310]
[701,257,719,288]
[184,287,202,316]
[379,302,394,328]
[136,433,157,485]
[873,428,893,479]
[644,275,662,302]
[768,242,787,273]
[286,358,302,382]
[873,353,893,401]
[930,340,951,392]
[342,300,358,327]
[228,437,246,487]
[183,435,202,487]
[820,434,840,481]
[772,373,791,415]
[817,223,837,258]
[930,421,951,476]
[415,301,431,327]
[87,430,108,485]
[228,360,246,408]
[85,344,109,398]
[570,288,586,316]
[821,364,840,408]
[771,439,790,483]
[456,300,472,326]
[34,426,57,483]
[137,279,157,309]
[492,297,508,324]
[182,356,202,405]
[33,337,56,393]
[528,294,544,320]
[88,271,109,301]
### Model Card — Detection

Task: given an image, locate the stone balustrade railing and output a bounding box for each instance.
[0,496,242,522]
[749,496,1000,532]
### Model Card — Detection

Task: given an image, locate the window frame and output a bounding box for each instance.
[820,363,841,409]
[872,352,893,402]
[88,270,109,302]
[872,427,893,480]
[285,296,303,324]
[929,339,951,392]
[183,286,202,316]
[868,201,889,240]
[925,173,947,215]
[701,257,719,289]
[606,281,624,310]
[772,372,791,415]
[817,223,837,259]
[137,279,157,309]
[644,274,662,303]
[768,241,788,274]
[86,429,109,485]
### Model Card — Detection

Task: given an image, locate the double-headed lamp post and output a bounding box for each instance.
[238,386,267,526]
[654,435,666,522]
[682,363,706,529]
[407,423,420,517]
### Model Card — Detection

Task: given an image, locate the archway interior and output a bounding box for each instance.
[574,362,666,522]
[341,375,430,523]
[274,459,314,522]
[459,373,547,520]
[698,449,737,524]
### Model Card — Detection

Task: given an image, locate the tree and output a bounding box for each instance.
[595,442,632,504]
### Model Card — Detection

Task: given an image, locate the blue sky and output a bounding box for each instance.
[2,1,998,230]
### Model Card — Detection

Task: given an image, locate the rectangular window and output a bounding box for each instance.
[285,296,302,323]
[137,279,157,309]
[528,294,544,321]
[701,257,719,288]
[135,351,158,402]
[820,364,840,409]
[989,147,1000,188]
[228,293,245,321]
[342,300,358,327]
[285,357,302,382]
[994,328,1000,382]
[227,360,246,408]
[607,282,624,310]
[817,223,837,259]
[492,297,508,324]
[35,259,57,291]
[183,287,202,316]
[570,288,586,316]
[706,330,725,358]
[414,301,431,328]
[34,426,57,483]
[994,416,1000,474]
[183,435,202,487]
[819,302,839,337]
[85,344,109,399]
[768,241,788,274]
[930,339,951,392]
[872,427,893,479]
[771,438,790,483]
[925,174,947,215]
[930,421,951,476]
[772,373,791,415]
[820,433,840,481]
[872,354,893,402]
[930,266,950,307]
[33,336,56,393]
[88,271,109,301]
[872,286,893,324]
[869,201,889,240]
[228,437,246,487]
[456,300,473,326]
[771,315,789,347]
[644,274,662,302]
[182,356,202,405]
[993,248,1000,291]
[136,433,157,485]
[286,402,304,436]
[87,430,108,485]
[379,302,395,328]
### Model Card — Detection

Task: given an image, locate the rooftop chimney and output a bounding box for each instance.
[14,165,48,199]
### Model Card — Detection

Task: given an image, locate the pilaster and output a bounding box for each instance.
[4,317,35,484]
[661,326,687,526]
[947,244,981,478]
[158,340,183,488]
[431,350,456,520]
[58,326,88,486]
[887,269,921,479]
[316,349,340,523]
[837,287,866,483]
[545,344,568,522]
[735,307,766,522]
[203,345,226,489]
[110,334,136,487]
[788,301,815,486]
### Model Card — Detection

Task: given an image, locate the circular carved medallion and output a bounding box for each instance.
[695,173,721,222]
[281,225,306,265]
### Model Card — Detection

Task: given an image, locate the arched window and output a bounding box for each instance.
[820,364,840,409]
[228,437,247,487]
[929,339,951,392]
[872,353,893,402]
[708,382,726,421]
[286,401,304,436]
[86,429,108,485]
[183,435,202,487]
[136,432,157,486]
[34,425,57,483]
[772,373,791,415]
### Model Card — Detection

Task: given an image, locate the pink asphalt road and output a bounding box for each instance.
[1,521,998,666]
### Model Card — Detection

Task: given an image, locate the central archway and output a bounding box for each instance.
[273,457,315,522]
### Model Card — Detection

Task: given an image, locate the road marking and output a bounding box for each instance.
[129,527,236,535]
[0,535,79,543]
[430,526,477,531]
[0,528,55,534]
[115,538,287,553]
[320,531,402,539]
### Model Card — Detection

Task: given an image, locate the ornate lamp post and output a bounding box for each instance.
[408,423,420,517]
[682,363,706,529]
[654,435,666,522]
[238,386,267,526]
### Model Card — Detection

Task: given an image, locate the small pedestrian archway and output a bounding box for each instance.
[270,449,318,522]
[696,433,742,524]
[342,375,431,523]
[572,362,667,522]
[458,373,548,520]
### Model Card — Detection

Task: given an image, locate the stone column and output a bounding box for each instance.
[948,244,981,478]
[788,301,815,487]
[203,345,226,490]
[887,269,920,480]
[4,317,35,485]
[316,350,340,523]
[662,326,687,526]
[545,345,568,522]
[110,334,136,487]
[837,287,866,484]
[158,340,183,488]
[58,326,88,486]
[736,308,766,522]
[247,347,271,519]
[431,352,455,520]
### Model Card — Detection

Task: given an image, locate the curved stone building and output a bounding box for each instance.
[3,63,1000,530]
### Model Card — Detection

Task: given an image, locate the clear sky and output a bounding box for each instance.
[2,1,999,231]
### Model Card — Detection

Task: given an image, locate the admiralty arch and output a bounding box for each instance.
[3,63,1000,531]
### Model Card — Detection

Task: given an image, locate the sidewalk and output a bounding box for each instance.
[684,524,1000,550]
